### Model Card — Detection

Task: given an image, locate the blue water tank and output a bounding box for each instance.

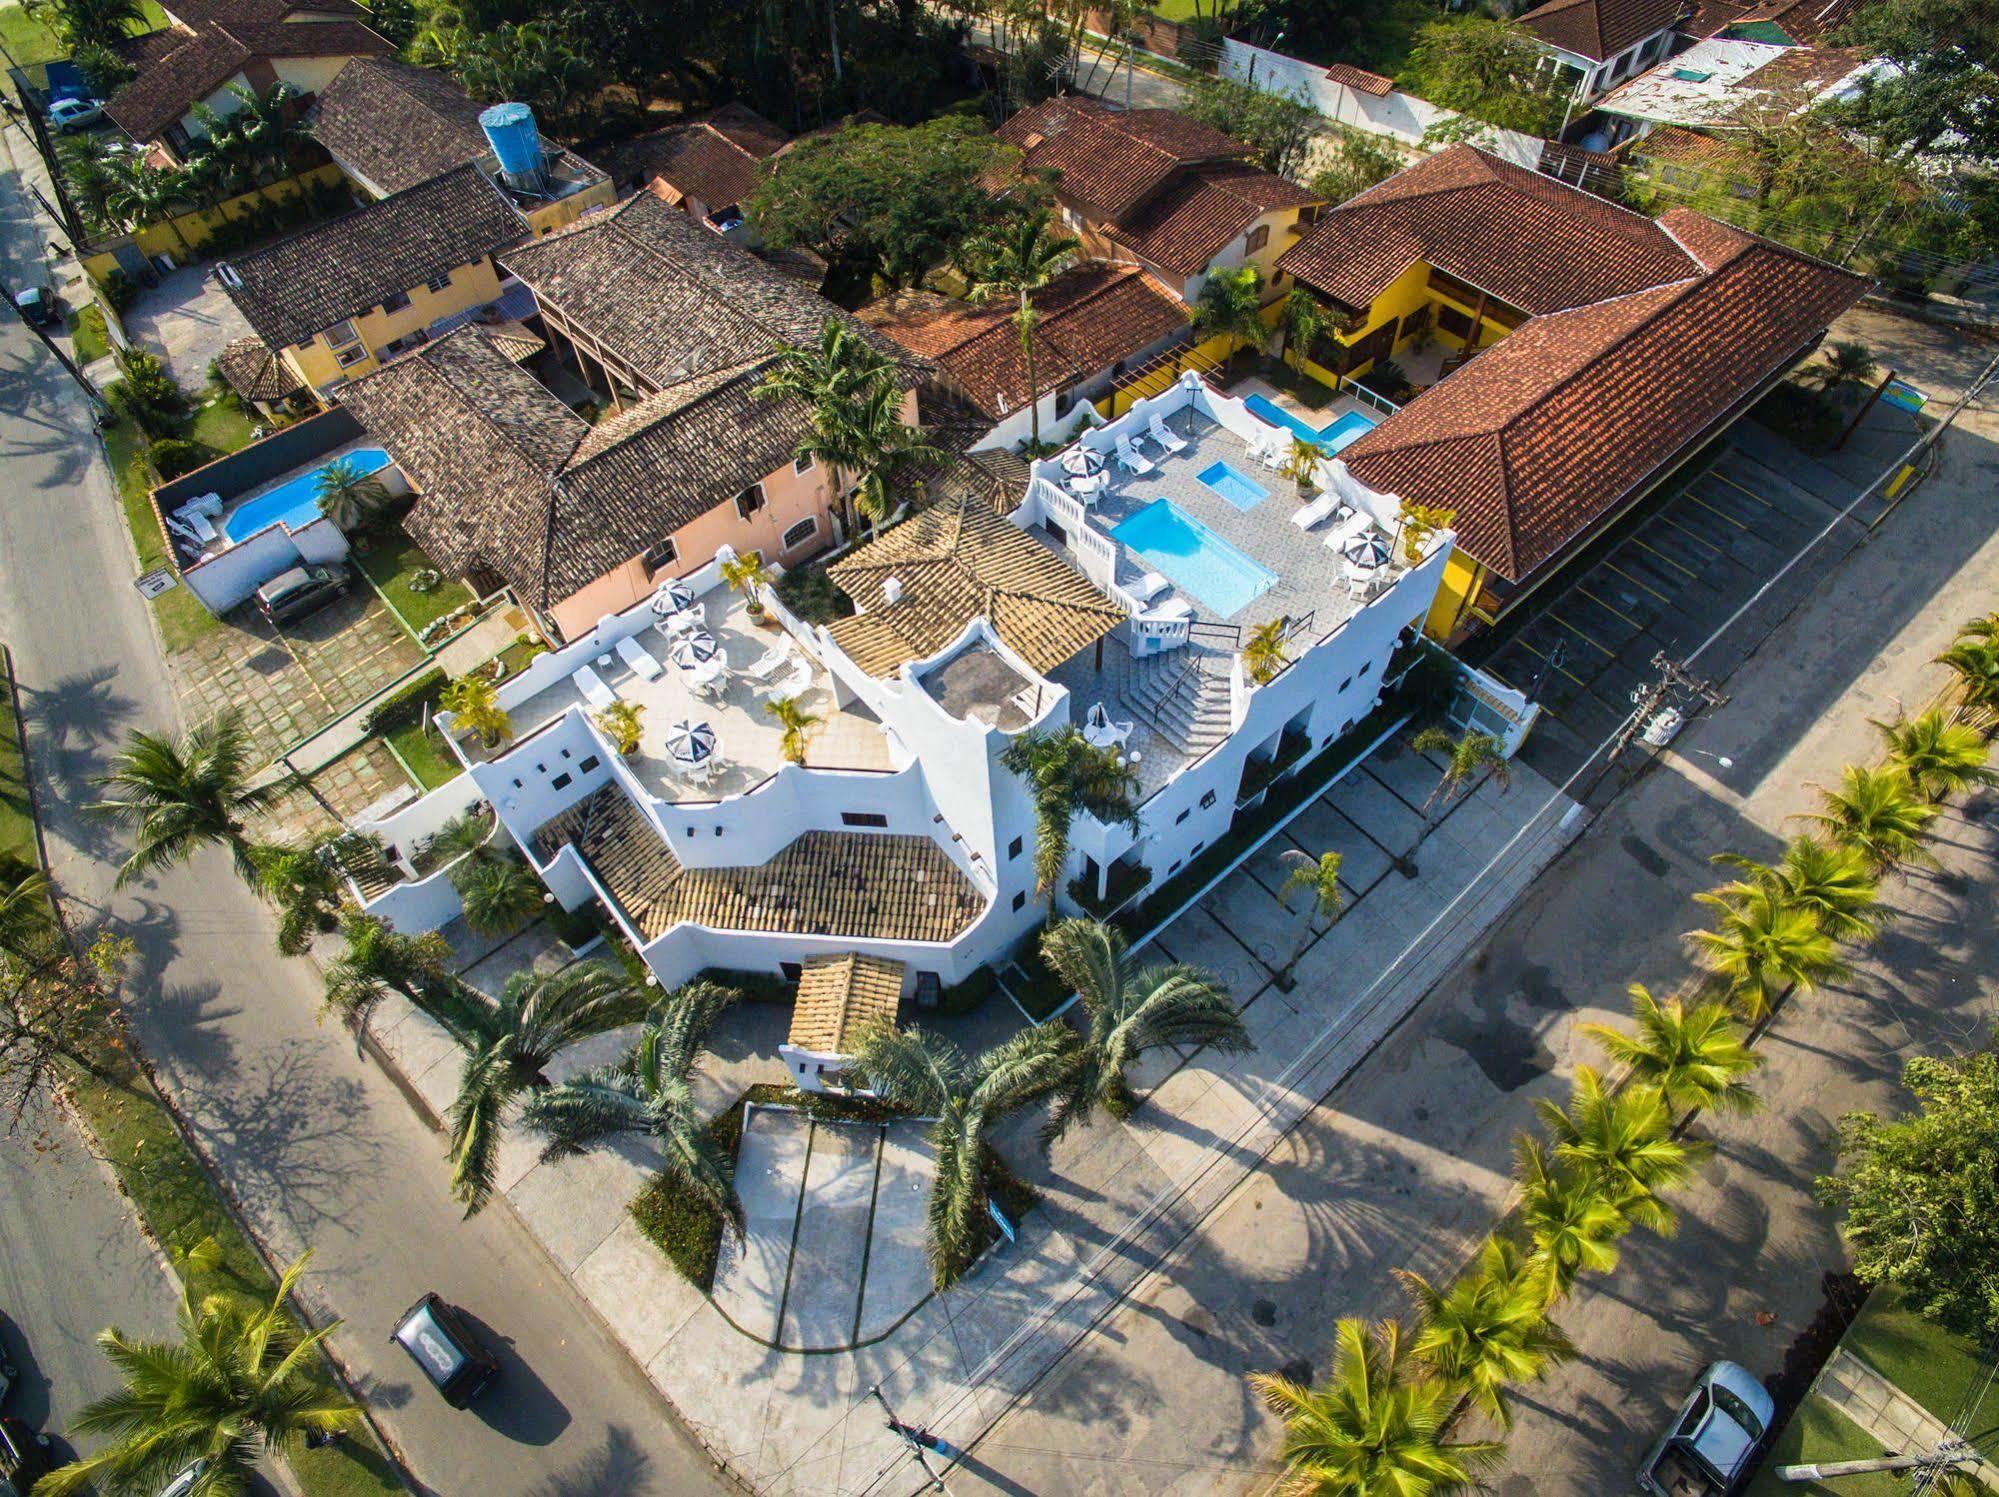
[478,102,544,181]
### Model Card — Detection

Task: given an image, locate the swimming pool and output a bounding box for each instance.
[1111,499,1276,618]
[1244,393,1378,457]
[1197,459,1268,512]
[223,447,393,544]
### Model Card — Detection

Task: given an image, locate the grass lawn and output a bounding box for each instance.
[104,418,217,652]
[383,722,458,791]
[0,1,170,68]
[186,395,258,456]
[66,303,108,364]
[0,645,38,869]
[1746,1395,1896,1497]
[354,532,471,637]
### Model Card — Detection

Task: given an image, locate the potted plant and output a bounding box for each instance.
[594,701,646,757]
[1280,437,1320,498]
[721,550,773,625]
[1398,502,1456,567]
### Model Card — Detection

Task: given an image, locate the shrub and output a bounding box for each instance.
[99,270,138,314]
[362,668,446,736]
[773,562,853,625]
[105,346,188,438]
[408,567,442,594]
[629,1092,766,1289]
[148,437,214,480]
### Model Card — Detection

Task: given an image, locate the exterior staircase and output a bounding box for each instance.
[1116,643,1234,757]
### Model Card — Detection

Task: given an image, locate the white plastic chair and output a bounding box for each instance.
[1127,571,1170,605]
[1115,436,1155,476]
[756,658,812,700]
[1291,494,1345,530]
[1148,413,1189,454]
[615,634,664,681]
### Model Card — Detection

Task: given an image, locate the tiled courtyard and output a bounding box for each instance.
[249,738,413,843]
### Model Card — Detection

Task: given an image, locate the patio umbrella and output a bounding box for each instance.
[650,579,696,616]
[669,631,720,668]
[1061,449,1105,479]
[1343,531,1392,569]
[666,720,717,765]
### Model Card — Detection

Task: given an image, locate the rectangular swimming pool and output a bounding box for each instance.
[1111,499,1277,618]
[1244,393,1378,457]
[223,447,392,544]
[1196,459,1268,512]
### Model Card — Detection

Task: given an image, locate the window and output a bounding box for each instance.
[1174,808,1190,825]
[1008,836,1023,859]
[780,961,803,982]
[1167,859,1182,875]
[1358,661,1371,678]
[1435,305,1475,342]
[335,342,370,369]
[578,754,601,773]
[841,811,889,829]
[736,483,767,519]
[425,273,453,293]
[380,290,411,315]
[1012,891,1027,911]
[1297,204,1321,228]
[641,537,677,574]
[1199,789,1217,810]
[1244,224,1269,254]
[322,319,359,351]
[1338,675,1351,693]
[551,771,572,791]
[780,516,817,551]
[792,452,814,475]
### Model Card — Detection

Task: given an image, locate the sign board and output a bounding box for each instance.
[1882,379,1927,415]
[134,567,179,599]
[987,1198,1016,1245]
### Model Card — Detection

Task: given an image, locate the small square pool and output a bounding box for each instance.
[1196,459,1268,512]
[1111,499,1277,618]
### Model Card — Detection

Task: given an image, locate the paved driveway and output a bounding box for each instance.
[120,262,253,390]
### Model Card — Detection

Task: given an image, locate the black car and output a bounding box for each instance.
[0,1415,51,1495]
[11,288,56,328]
[255,563,350,626]
[391,1294,498,1408]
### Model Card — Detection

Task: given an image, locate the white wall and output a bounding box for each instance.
[180,512,352,614]
[470,710,618,850]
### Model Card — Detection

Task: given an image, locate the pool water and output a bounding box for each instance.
[1196,459,1268,511]
[1111,499,1277,618]
[1244,393,1379,456]
[223,447,393,544]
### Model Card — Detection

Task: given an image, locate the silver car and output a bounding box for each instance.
[1637,1361,1776,1496]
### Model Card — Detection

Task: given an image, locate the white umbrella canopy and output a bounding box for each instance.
[1343,531,1392,569]
[1062,448,1105,479]
[669,631,720,668]
[667,720,717,765]
[650,579,696,616]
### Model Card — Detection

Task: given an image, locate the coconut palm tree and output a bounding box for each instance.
[1801,764,1940,874]
[720,550,771,619]
[441,961,651,1213]
[1580,984,1760,1127]
[1242,618,1291,686]
[321,909,457,1024]
[1397,1235,1573,1428]
[221,80,301,181]
[1688,884,1848,1024]
[998,726,1141,900]
[1248,1316,1504,1497]
[441,674,511,749]
[38,1254,358,1497]
[763,693,820,766]
[106,159,194,257]
[756,319,899,530]
[454,856,544,938]
[28,0,144,52]
[1535,1067,1701,1237]
[964,208,1079,448]
[1711,835,1883,945]
[1277,848,1344,976]
[1515,1135,1631,1299]
[1938,636,1999,719]
[1038,918,1246,1142]
[853,1021,1072,1288]
[0,867,56,962]
[1876,709,1994,803]
[1281,288,1326,375]
[91,710,284,890]
[248,836,344,957]
[1408,726,1508,814]
[1191,264,1268,378]
[520,981,740,1227]
[315,456,391,532]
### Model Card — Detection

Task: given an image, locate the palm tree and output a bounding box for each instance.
[1811,339,1876,397]
[520,981,740,1227]
[1876,709,1994,803]
[1277,849,1343,976]
[998,726,1141,900]
[221,80,301,181]
[1408,726,1508,814]
[1515,1135,1631,1299]
[1801,764,1940,874]
[764,693,820,765]
[755,319,899,531]
[1535,1067,1700,1237]
[848,378,939,537]
[39,1254,359,1497]
[1581,984,1760,1127]
[0,867,56,962]
[29,0,144,51]
[1241,618,1291,686]
[593,701,646,757]
[720,550,772,619]
[321,909,456,1024]
[1711,835,1883,944]
[1938,636,1999,719]
[964,208,1079,448]
[1191,264,1268,378]
[91,710,284,889]
[315,456,391,532]
[1281,288,1326,375]
[106,159,194,257]
[454,856,544,938]
[853,1021,1072,1288]
[441,674,511,749]
[441,961,651,1213]
[1688,884,1848,1024]
[1397,1235,1573,1428]
[248,837,344,957]
[1038,918,1246,1141]
[1248,1317,1504,1496]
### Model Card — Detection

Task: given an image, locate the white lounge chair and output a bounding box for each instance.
[615,634,664,681]
[182,492,224,518]
[1114,436,1155,476]
[756,658,813,700]
[1127,571,1171,605]
[1325,510,1374,553]
[164,514,204,546]
[1148,413,1189,454]
[1290,494,1346,530]
[743,638,795,681]
[572,664,618,708]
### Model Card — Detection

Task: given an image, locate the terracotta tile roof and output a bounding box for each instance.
[1735,41,1868,91]
[1277,144,1698,315]
[827,496,1122,676]
[308,57,489,195]
[1683,0,1751,30]
[216,335,301,401]
[607,102,788,205]
[1340,222,1865,585]
[1517,0,1689,59]
[1105,159,1321,278]
[859,263,1187,420]
[1720,0,1864,41]
[1324,63,1394,96]
[217,163,527,350]
[1623,123,1742,173]
[789,953,904,1055]
[997,96,1252,220]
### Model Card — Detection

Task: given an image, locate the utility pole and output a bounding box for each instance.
[0,264,104,409]
[869,1385,950,1492]
[1610,649,1726,764]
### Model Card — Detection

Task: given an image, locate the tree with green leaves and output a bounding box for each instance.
[0,866,57,963]
[1181,72,1320,180]
[453,856,544,938]
[1191,264,1267,377]
[2,928,134,1121]
[1710,836,1884,945]
[39,1254,359,1497]
[964,207,1079,449]
[1280,289,1327,376]
[248,838,344,957]
[1819,1050,1999,1342]
[854,1021,1071,1288]
[1037,918,1246,1141]
[1876,708,1994,802]
[1408,727,1508,814]
[998,725,1140,900]
[107,159,194,257]
[1581,985,1760,1127]
[441,674,511,749]
[521,981,741,1227]
[1828,0,1999,162]
[1536,1067,1701,1237]
[103,343,190,439]
[1802,764,1941,874]
[1515,1135,1631,1298]
[1938,634,1999,718]
[1398,1235,1572,1428]
[57,132,124,236]
[764,693,820,765]
[91,710,283,890]
[1309,126,1403,207]
[454,21,594,121]
[321,910,457,1025]
[26,0,143,52]
[1811,340,1878,397]
[315,455,391,532]
[1688,884,1848,1024]
[1241,617,1291,686]
[1249,1316,1504,1496]
[755,318,901,534]
[847,376,939,535]
[1277,849,1343,976]
[1407,17,1566,138]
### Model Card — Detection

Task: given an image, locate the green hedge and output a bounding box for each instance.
[362,668,446,736]
[628,1084,785,1289]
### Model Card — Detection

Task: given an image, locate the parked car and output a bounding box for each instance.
[11,287,55,328]
[45,97,102,132]
[1637,1361,1776,1496]
[0,1414,51,1496]
[255,563,350,626]
[391,1294,498,1408]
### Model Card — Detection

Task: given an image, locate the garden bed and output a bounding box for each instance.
[104,419,216,652]
[628,1082,788,1290]
[66,303,108,363]
[353,531,472,637]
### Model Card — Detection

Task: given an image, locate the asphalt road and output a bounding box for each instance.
[0,130,728,1494]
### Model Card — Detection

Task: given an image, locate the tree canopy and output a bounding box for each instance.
[1181,73,1319,181]
[1406,18,1566,139]
[1829,0,1999,161]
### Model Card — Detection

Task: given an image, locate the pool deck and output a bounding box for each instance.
[187,437,385,558]
[1232,375,1386,450]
